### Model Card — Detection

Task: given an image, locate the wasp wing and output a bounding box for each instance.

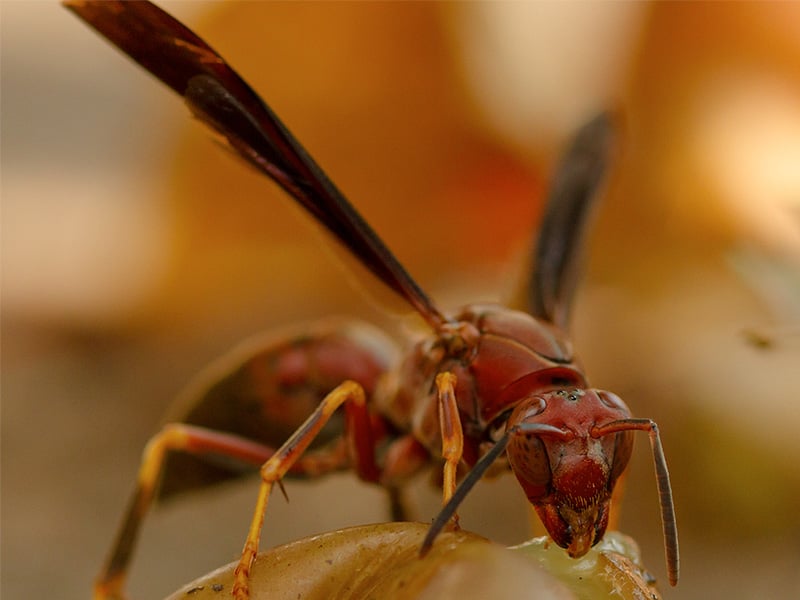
[528,112,615,329]
[64,0,448,331]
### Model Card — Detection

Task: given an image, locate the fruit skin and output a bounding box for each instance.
[164,523,660,600]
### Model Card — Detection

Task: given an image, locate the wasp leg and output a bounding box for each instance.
[434,372,464,529]
[95,425,280,600]
[95,422,359,600]
[386,486,409,521]
[607,469,629,532]
[232,379,379,600]
[375,433,431,522]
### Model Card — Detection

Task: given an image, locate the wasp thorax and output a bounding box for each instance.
[437,320,480,361]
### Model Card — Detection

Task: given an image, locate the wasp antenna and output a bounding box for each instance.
[420,433,511,556]
[593,418,679,586]
[646,421,680,586]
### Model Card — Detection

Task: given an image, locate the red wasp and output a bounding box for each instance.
[65,2,679,599]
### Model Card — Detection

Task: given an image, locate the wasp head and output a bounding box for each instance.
[504,388,633,557]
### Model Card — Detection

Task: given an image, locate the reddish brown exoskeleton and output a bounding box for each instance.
[65,2,679,599]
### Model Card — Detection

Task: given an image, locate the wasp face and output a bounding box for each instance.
[505,389,633,556]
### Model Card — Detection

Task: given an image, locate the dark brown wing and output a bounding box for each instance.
[64,0,449,331]
[528,112,615,330]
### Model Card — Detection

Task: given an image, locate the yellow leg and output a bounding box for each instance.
[231,380,367,599]
[435,372,464,529]
[608,470,628,532]
[95,424,276,600]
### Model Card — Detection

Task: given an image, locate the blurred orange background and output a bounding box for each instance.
[2,2,799,599]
